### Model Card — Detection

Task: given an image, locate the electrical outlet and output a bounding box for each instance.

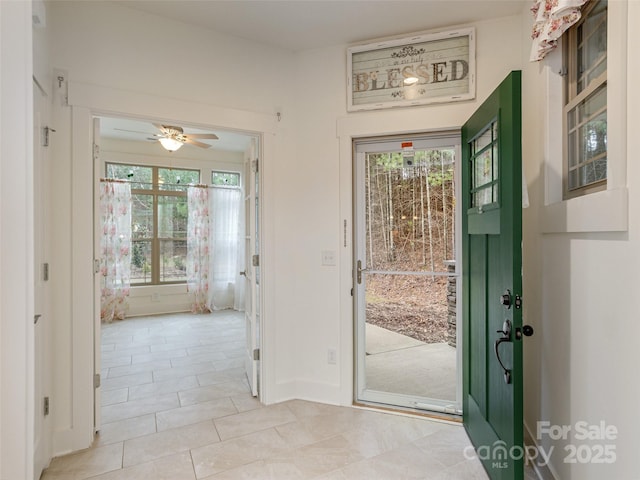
[151,293,160,302]
[328,348,337,365]
[321,250,336,266]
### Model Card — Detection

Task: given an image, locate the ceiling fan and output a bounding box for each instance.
[115,123,219,152]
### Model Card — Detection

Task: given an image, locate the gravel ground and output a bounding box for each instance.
[366,275,449,344]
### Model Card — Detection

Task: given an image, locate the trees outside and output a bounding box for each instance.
[105,163,198,284]
[365,149,456,344]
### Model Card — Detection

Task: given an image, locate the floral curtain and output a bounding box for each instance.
[187,186,211,313]
[530,0,589,61]
[207,187,244,311]
[100,181,132,323]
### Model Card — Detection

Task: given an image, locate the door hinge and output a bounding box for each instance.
[253,348,260,361]
[94,259,101,274]
[94,373,101,389]
[252,254,260,267]
[43,262,49,281]
[252,158,259,173]
[43,396,50,416]
[93,143,100,161]
[42,126,55,147]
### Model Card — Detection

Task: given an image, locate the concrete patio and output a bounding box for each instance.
[365,324,458,403]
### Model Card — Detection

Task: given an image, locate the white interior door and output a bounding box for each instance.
[93,117,102,432]
[243,139,260,397]
[33,78,52,479]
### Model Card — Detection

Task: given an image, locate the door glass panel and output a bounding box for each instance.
[470,121,498,208]
[358,140,459,412]
[474,149,492,188]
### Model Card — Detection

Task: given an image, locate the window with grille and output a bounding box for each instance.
[105,163,200,285]
[563,0,607,198]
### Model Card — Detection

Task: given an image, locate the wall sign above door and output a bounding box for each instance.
[347,28,475,112]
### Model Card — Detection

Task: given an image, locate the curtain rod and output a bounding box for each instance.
[99,178,240,190]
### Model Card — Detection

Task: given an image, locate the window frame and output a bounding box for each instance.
[211,170,241,188]
[562,0,608,200]
[105,162,200,286]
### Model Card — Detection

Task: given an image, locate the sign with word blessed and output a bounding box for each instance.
[347,28,475,111]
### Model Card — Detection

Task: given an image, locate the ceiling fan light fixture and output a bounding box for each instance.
[159,136,183,152]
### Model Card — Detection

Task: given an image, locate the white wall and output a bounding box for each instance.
[521,1,639,478]
[1,2,35,479]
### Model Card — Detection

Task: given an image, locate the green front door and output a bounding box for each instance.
[462,71,524,480]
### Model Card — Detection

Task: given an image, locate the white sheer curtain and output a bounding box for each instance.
[530,0,589,61]
[99,181,132,323]
[207,187,245,311]
[187,186,211,313]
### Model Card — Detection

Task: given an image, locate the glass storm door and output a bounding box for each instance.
[462,71,526,480]
[354,134,461,414]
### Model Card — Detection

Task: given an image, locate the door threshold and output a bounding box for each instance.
[352,401,462,425]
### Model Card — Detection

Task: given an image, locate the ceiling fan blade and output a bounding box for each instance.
[184,133,219,140]
[184,138,212,149]
[114,128,156,135]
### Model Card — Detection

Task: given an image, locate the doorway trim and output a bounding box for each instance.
[337,112,475,407]
[62,81,277,452]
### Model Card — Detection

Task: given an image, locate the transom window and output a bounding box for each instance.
[563,0,607,198]
[212,171,240,187]
[105,163,200,285]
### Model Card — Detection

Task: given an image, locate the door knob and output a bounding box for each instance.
[516,325,534,339]
[239,270,246,276]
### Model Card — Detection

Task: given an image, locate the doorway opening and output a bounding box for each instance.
[353,132,462,415]
[94,115,262,433]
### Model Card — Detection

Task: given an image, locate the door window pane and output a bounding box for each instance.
[470,121,498,208]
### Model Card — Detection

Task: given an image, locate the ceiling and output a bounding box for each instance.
[100,117,253,153]
[117,0,529,52]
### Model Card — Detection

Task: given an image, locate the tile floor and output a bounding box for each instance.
[41,311,513,479]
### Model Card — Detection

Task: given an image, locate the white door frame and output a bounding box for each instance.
[352,134,462,413]
[33,76,53,479]
[63,82,276,451]
[338,114,471,407]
